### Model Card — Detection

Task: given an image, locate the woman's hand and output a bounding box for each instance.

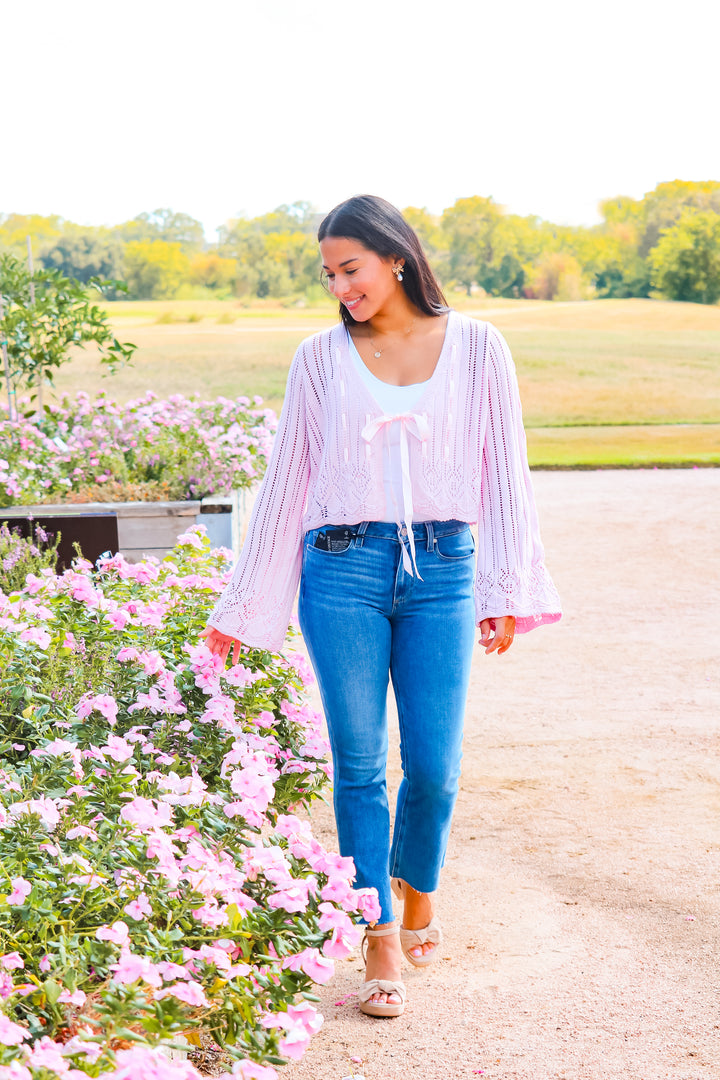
[479,616,516,655]
[199,625,243,666]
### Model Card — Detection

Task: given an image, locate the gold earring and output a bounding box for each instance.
[393,265,404,282]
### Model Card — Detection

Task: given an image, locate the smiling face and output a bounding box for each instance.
[320,236,403,322]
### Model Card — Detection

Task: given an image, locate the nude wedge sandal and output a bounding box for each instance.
[358,924,406,1018]
[391,877,443,968]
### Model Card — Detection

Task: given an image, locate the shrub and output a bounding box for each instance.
[0,527,379,1080]
[0,392,275,508]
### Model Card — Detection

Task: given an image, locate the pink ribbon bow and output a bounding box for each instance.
[361,411,430,577]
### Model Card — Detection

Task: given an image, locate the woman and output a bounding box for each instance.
[201,195,561,1018]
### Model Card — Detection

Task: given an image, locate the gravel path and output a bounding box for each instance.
[282,468,720,1080]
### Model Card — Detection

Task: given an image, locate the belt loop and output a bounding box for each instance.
[426,521,434,552]
[355,521,370,548]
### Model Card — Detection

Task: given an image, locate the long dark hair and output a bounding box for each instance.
[317,195,448,328]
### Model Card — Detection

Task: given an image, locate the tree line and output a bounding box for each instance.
[1,180,719,305]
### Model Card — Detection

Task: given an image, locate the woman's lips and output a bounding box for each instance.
[343,296,364,310]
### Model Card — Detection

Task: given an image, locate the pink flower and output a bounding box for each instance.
[0,1061,32,1080]
[313,852,355,878]
[124,893,153,920]
[156,961,191,981]
[320,878,354,906]
[0,1015,28,1045]
[286,1000,323,1034]
[116,647,140,662]
[8,796,60,829]
[267,882,311,914]
[120,797,174,831]
[352,887,382,923]
[39,956,51,973]
[104,734,134,762]
[0,953,24,970]
[321,928,355,960]
[110,949,162,988]
[18,626,51,649]
[281,947,335,984]
[66,825,99,841]
[96,921,131,946]
[26,1038,67,1073]
[6,878,32,905]
[232,1062,278,1080]
[75,693,119,727]
[97,1045,204,1080]
[317,902,355,933]
[155,980,209,1007]
[58,988,86,1006]
[278,1027,310,1061]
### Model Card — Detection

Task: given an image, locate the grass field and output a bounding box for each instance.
[50,297,720,468]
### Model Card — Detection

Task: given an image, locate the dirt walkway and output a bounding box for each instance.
[284,468,720,1080]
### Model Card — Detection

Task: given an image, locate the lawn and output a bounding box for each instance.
[50,297,720,468]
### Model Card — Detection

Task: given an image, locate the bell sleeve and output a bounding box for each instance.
[209,349,311,650]
[475,324,562,633]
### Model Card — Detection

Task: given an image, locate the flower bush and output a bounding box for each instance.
[0,527,379,1080]
[0,392,276,507]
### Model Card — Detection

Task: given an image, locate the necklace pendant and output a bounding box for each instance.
[374,350,382,359]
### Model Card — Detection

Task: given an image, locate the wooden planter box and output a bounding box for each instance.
[0,489,258,568]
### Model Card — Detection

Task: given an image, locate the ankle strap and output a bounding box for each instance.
[365,923,399,938]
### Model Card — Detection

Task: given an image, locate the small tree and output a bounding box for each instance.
[0,253,136,415]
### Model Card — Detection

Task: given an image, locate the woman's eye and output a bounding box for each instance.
[346,269,357,276]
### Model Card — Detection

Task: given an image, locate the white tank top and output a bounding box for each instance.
[348,336,431,523]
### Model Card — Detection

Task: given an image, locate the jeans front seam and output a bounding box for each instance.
[389,677,411,882]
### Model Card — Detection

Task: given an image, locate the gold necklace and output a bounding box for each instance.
[367,318,418,359]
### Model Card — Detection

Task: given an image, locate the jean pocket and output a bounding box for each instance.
[434,528,475,561]
[309,527,355,554]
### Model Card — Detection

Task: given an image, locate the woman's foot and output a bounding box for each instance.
[362,922,404,1008]
[392,879,441,962]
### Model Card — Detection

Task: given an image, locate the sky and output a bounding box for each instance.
[4,0,720,242]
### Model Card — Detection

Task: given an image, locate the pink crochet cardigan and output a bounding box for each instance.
[210,311,562,649]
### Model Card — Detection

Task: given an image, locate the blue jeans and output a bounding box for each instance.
[298,520,476,924]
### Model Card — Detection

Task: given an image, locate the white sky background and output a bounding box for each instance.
[3,0,720,240]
